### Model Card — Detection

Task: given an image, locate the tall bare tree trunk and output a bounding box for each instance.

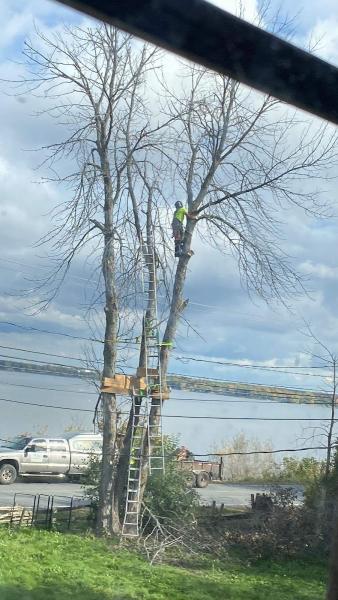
[97,154,120,534]
[326,361,337,479]
[160,218,197,378]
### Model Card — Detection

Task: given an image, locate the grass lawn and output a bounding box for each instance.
[0,528,327,600]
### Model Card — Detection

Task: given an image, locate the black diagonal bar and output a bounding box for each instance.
[56,0,338,125]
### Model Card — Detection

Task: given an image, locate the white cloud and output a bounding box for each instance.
[299,261,338,280]
[0,295,85,330]
[0,0,338,390]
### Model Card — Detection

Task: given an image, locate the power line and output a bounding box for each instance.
[0,381,98,396]
[7,351,328,393]
[200,445,333,457]
[167,371,329,391]
[0,319,333,375]
[163,414,336,421]
[175,355,330,370]
[0,320,140,347]
[0,353,92,371]
[0,434,332,458]
[0,343,328,391]
[0,320,100,343]
[174,355,330,378]
[170,389,331,402]
[0,359,332,403]
[0,379,331,404]
[0,340,333,404]
[0,395,336,421]
[0,380,333,405]
[0,257,99,289]
[0,397,94,412]
[0,257,269,323]
[0,344,86,363]
[0,382,309,403]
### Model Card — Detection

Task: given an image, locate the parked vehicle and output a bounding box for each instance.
[0,432,102,485]
[177,459,222,488]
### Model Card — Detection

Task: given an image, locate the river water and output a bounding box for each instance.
[0,370,333,459]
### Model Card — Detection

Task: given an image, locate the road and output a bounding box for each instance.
[0,478,85,508]
[198,482,304,507]
[0,479,304,508]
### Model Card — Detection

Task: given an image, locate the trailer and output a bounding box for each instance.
[177,458,223,488]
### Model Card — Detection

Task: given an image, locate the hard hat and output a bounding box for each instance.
[175,201,183,209]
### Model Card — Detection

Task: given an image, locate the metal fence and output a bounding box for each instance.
[0,493,93,531]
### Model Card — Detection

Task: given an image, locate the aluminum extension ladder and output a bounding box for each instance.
[121,237,165,537]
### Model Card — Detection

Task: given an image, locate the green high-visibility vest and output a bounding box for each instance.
[174,207,188,223]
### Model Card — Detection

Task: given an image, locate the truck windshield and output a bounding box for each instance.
[3,437,32,450]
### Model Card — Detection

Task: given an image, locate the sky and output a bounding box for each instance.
[0,0,338,399]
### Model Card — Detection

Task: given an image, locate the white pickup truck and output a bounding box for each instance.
[0,432,102,485]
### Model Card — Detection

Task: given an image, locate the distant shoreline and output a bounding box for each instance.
[0,359,330,404]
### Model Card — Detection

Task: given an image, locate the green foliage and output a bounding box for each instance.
[82,436,199,523]
[0,528,326,600]
[144,437,199,520]
[304,446,338,512]
[278,457,324,485]
[81,453,101,506]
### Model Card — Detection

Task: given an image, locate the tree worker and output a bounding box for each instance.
[171,201,197,257]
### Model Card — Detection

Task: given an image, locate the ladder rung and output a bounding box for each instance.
[128,478,140,482]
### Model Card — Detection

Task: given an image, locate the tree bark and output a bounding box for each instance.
[97,152,120,535]
[326,362,336,479]
[160,217,197,379]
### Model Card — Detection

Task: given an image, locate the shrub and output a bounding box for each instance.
[279,456,325,485]
[224,486,325,561]
[82,436,199,525]
[144,437,199,521]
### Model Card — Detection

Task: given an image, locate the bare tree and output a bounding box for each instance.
[114,58,337,519]
[301,326,338,478]
[15,24,162,535]
[159,66,337,382]
[14,19,338,537]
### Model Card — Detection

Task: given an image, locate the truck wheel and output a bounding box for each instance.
[196,471,209,488]
[0,464,17,485]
